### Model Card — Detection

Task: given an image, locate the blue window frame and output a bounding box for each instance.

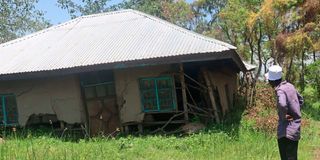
[139,76,176,112]
[0,94,18,126]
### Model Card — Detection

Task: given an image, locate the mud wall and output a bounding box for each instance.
[0,75,85,126]
[114,64,174,123]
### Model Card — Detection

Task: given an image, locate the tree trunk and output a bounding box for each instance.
[248,36,255,64]
[300,52,305,91]
[251,22,263,107]
[254,22,263,81]
[286,57,294,82]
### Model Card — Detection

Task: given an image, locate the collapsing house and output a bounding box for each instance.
[0,10,250,136]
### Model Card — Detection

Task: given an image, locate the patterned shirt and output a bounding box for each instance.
[275,81,303,141]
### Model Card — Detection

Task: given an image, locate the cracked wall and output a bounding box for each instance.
[114,64,174,124]
[0,75,85,126]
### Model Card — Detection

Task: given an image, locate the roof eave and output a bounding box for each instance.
[0,50,242,81]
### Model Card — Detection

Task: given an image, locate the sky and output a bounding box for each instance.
[36,0,194,25]
[36,0,123,25]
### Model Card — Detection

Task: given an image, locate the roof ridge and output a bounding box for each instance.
[0,10,131,48]
[129,10,236,50]
[80,9,132,19]
[0,17,83,48]
[72,9,236,49]
[0,9,235,50]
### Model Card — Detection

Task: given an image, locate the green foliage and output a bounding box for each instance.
[0,0,50,43]
[57,0,111,18]
[0,118,318,159]
[305,60,320,97]
[57,0,194,29]
[273,0,304,12]
[112,0,165,17]
[161,0,194,29]
[190,0,227,33]
[0,93,318,159]
[217,0,254,61]
[302,84,320,121]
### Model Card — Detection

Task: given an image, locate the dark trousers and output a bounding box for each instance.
[277,137,299,160]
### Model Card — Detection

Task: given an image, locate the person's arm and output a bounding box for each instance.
[277,90,288,121]
[297,92,304,107]
[287,91,303,120]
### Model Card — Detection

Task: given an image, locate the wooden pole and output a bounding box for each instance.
[202,69,220,124]
[179,63,189,122]
[184,73,207,89]
[208,71,228,115]
[78,75,91,137]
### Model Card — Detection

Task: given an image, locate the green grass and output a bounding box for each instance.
[0,96,319,160]
[0,118,319,160]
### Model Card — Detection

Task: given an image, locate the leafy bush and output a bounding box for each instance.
[302,85,320,120]
[305,60,320,99]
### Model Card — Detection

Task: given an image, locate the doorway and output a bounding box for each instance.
[80,70,120,136]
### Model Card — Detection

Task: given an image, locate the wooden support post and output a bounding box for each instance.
[208,72,228,115]
[138,124,143,133]
[202,69,220,124]
[60,121,65,129]
[78,75,91,137]
[124,126,129,134]
[179,63,189,122]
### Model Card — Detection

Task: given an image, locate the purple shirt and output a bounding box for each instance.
[275,81,303,141]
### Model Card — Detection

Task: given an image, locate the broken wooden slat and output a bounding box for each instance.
[179,63,189,121]
[208,71,229,116]
[202,69,220,124]
[184,73,207,89]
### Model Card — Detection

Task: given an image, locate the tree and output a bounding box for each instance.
[272,0,320,90]
[57,0,111,19]
[305,60,320,99]
[58,0,194,29]
[111,0,164,17]
[0,0,49,43]
[117,0,195,29]
[219,0,320,90]
[218,0,271,77]
[190,0,227,34]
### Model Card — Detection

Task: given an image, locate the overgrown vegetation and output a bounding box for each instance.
[1,88,319,160]
[0,0,49,43]
[0,0,319,159]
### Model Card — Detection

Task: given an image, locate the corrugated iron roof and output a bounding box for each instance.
[0,9,240,76]
[243,61,257,71]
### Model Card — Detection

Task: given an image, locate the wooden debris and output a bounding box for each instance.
[151,111,186,134]
[202,69,220,123]
[181,122,205,134]
[179,63,189,121]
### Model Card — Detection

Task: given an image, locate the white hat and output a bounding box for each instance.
[265,65,282,81]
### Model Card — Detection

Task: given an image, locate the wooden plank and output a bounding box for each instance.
[179,63,189,121]
[143,120,186,125]
[78,75,91,137]
[138,124,143,133]
[184,73,207,89]
[208,72,229,116]
[202,69,220,123]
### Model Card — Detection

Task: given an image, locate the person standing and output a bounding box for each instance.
[265,65,304,160]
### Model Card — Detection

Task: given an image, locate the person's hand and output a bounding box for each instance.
[286,114,293,121]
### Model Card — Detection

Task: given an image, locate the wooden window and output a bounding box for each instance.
[80,71,116,100]
[83,82,115,100]
[0,94,18,126]
[139,77,176,112]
